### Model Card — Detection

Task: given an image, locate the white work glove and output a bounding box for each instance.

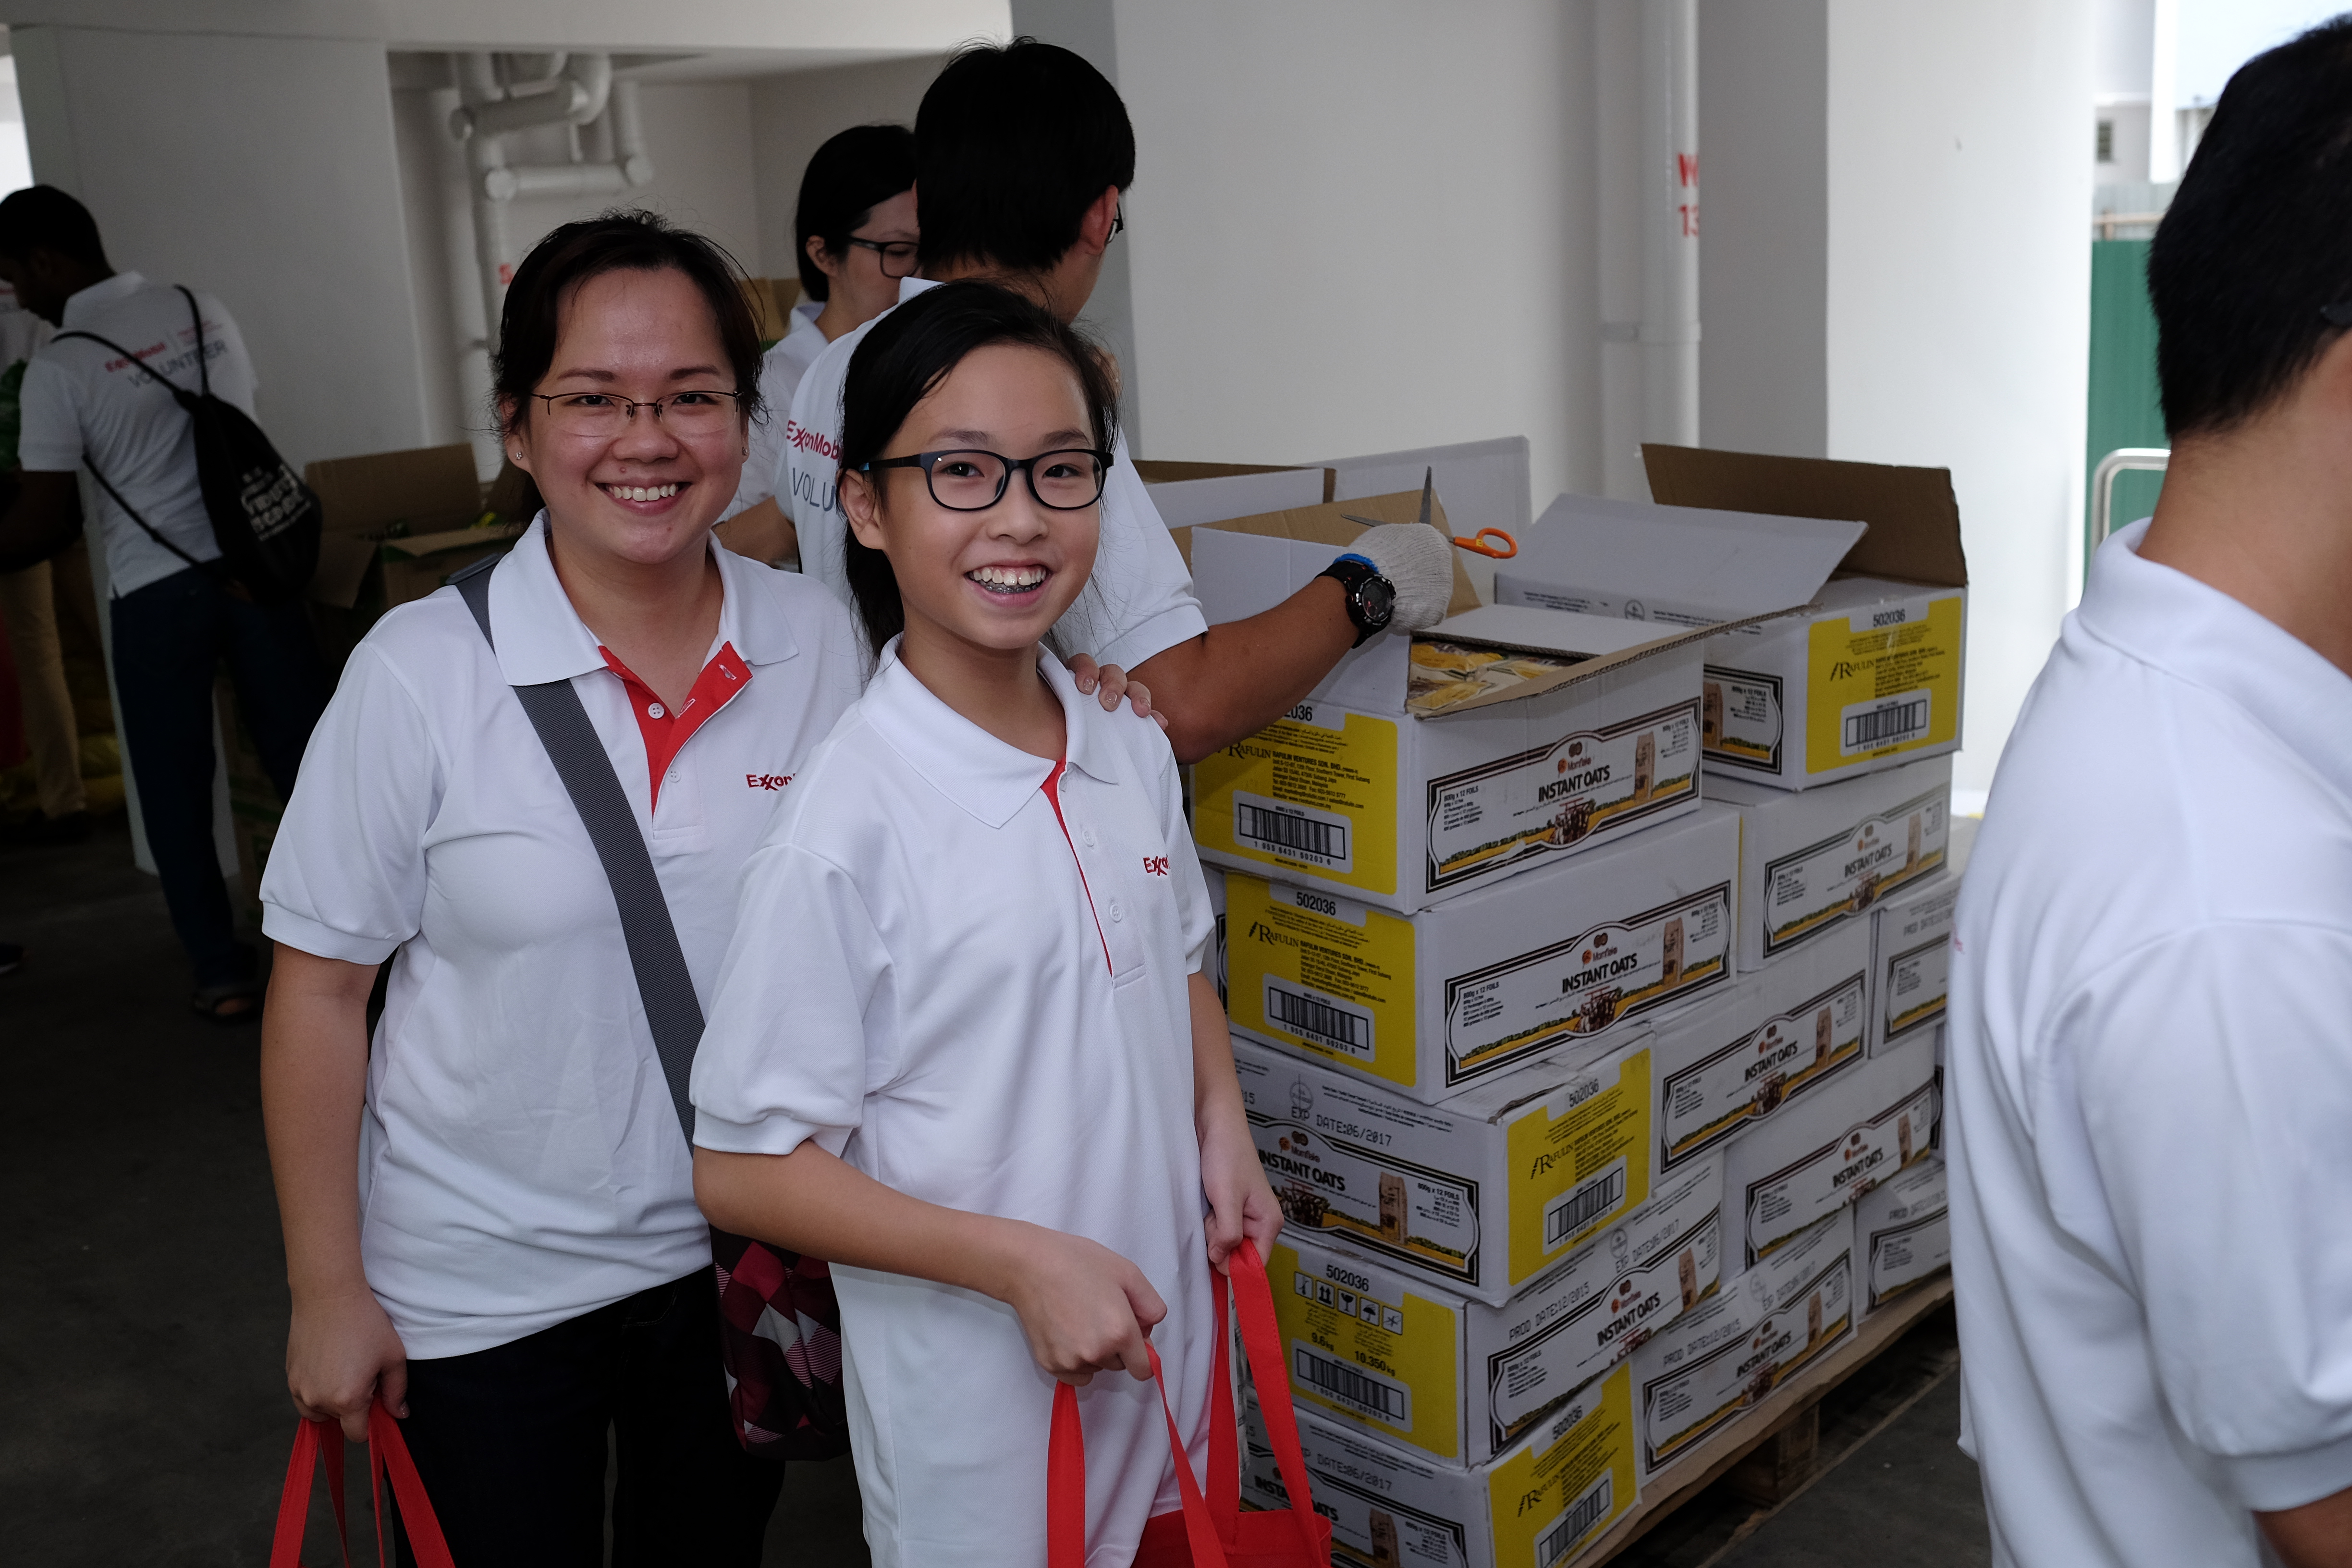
[1348,522,1456,634]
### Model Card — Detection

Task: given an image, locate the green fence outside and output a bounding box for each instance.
[2085,239,2167,572]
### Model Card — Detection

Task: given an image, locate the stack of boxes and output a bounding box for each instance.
[1191,448,1970,1567]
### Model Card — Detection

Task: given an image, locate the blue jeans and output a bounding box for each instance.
[108,566,327,989]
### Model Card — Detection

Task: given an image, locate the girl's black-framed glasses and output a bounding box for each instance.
[859,448,1114,511]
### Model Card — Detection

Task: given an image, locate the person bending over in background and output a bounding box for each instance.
[781,39,1458,763]
[719,123,918,567]
[1946,21,2352,1568]
[0,185,327,1022]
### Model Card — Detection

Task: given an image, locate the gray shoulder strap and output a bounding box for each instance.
[453,557,703,1143]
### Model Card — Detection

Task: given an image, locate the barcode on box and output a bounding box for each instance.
[1539,1473,1615,1566]
[1840,690,1931,755]
[1233,791,1353,872]
[1292,1342,1410,1424]
[1544,1162,1628,1250]
[1263,979,1374,1059]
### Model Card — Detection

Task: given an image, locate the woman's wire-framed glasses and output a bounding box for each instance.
[860,448,1114,512]
[532,390,745,436]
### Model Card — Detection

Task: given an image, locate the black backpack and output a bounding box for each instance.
[56,284,322,605]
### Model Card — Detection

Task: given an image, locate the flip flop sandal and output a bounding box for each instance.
[191,980,264,1025]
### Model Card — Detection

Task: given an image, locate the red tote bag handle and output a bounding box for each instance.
[268,1402,455,1568]
[1047,1241,1326,1568]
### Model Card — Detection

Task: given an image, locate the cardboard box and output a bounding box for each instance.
[1870,873,1957,1057]
[1710,755,1953,973]
[1722,1029,1938,1266]
[1651,920,1874,1179]
[1141,463,1333,529]
[1237,1031,1658,1307]
[1652,446,1968,790]
[1267,1154,1722,1465]
[1856,1154,1950,1313]
[1493,449,1970,791]
[1632,1209,1856,1484]
[1189,492,1767,914]
[1224,806,1737,1103]
[1242,1367,1640,1568]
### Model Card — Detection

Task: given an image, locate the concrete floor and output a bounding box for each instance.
[0,817,1987,1565]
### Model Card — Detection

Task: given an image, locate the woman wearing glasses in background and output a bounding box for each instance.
[254,212,1148,1561]
[719,123,918,567]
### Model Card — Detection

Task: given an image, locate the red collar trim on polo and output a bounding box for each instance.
[598,640,754,808]
[1039,759,1113,975]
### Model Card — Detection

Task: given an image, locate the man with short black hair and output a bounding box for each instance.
[0,186,327,1022]
[1947,21,2352,1568]
[783,39,1457,762]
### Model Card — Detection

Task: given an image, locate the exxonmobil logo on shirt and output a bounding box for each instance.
[1142,856,1170,876]
[784,419,840,460]
[746,773,795,791]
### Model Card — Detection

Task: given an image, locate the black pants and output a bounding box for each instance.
[391,1268,784,1567]
[107,565,327,987]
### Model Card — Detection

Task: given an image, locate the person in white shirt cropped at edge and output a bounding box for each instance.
[693,280,1284,1568]
[1945,22,2352,1568]
[716,123,916,568]
[0,185,329,1020]
[780,39,1461,765]
[255,211,1163,1564]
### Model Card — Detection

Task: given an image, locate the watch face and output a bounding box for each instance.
[1360,575,1396,628]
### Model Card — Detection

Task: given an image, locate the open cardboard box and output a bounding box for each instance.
[1493,447,1968,791]
[1134,460,1333,528]
[1187,490,1795,914]
[301,443,520,619]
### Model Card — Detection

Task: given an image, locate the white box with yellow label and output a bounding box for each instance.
[1242,1368,1639,1568]
[1722,1029,1937,1267]
[1711,755,1952,973]
[1868,819,1973,1055]
[1857,1153,1950,1314]
[1267,1154,1722,1466]
[1632,1209,1857,1484]
[1183,492,1744,915]
[1225,807,1737,1104]
[1494,447,1971,792]
[1649,921,1873,1183]
[1236,1031,1661,1308]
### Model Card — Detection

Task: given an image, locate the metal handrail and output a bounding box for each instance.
[2092,447,2169,549]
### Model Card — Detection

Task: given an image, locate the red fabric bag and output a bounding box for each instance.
[1050,1241,1332,1568]
[268,1399,455,1568]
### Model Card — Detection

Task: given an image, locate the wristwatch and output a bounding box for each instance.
[1319,553,1397,648]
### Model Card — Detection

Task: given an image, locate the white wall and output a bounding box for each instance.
[746,56,938,281]
[1106,0,1600,507]
[1825,0,2093,801]
[16,25,430,469]
[392,71,764,465]
[1697,0,1828,462]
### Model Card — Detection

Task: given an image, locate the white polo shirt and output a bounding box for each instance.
[1947,518,2352,1567]
[693,642,1218,1568]
[725,300,830,521]
[19,271,257,597]
[779,276,1209,671]
[260,517,864,1359]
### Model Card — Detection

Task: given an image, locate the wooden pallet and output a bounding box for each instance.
[1583,1274,1958,1565]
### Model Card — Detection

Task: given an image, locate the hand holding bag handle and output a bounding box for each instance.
[268,1399,455,1568]
[1048,1242,1331,1568]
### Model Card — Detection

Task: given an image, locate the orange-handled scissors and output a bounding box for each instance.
[1343,466,1520,558]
